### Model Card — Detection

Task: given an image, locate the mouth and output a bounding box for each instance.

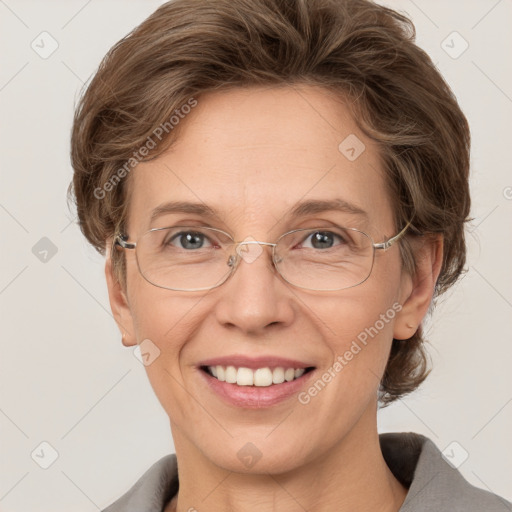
[200,365,316,387]
[197,355,317,408]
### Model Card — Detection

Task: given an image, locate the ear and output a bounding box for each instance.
[394,234,443,340]
[105,239,137,347]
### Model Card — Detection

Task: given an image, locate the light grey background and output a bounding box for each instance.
[1,0,511,510]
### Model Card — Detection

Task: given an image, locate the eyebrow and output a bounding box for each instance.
[150,201,217,224]
[289,199,368,219]
[149,198,368,224]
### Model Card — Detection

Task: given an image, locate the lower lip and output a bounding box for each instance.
[199,368,316,408]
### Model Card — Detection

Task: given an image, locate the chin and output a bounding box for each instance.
[195,431,315,476]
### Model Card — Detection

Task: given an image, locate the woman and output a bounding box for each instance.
[68,0,510,510]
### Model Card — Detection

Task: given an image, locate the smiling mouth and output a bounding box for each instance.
[201,365,315,387]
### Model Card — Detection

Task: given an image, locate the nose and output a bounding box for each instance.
[213,243,295,335]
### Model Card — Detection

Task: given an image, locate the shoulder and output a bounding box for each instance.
[380,432,511,512]
[102,454,178,512]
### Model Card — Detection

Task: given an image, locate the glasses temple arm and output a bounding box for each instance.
[373,220,413,250]
[114,233,136,250]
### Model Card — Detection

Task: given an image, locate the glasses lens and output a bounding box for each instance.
[136,226,234,291]
[275,227,374,291]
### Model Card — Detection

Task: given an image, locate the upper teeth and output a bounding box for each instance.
[208,365,306,387]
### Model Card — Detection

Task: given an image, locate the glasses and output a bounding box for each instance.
[114,221,411,292]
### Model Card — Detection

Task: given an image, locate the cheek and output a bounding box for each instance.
[126,252,201,345]
[305,264,403,400]
[311,250,402,350]
[131,291,204,357]
[317,292,398,376]
[126,274,208,404]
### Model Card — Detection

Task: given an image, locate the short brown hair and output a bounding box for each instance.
[68,0,471,404]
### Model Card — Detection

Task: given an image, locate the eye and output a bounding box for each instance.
[165,230,214,250]
[300,230,347,250]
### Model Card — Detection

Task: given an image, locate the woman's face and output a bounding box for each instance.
[108,85,417,473]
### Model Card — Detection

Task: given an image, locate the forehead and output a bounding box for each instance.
[126,85,393,235]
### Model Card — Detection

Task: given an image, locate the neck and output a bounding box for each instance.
[166,407,407,512]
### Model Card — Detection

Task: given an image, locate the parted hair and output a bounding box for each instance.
[68,0,471,404]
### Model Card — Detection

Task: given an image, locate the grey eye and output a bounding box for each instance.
[302,231,346,249]
[167,231,213,250]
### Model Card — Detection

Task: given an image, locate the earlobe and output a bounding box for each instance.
[105,241,137,347]
[393,234,443,340]
[121,332,132,347]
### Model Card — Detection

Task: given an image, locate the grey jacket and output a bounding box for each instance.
[102,432,511,511]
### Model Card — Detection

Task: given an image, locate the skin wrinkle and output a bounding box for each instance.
[105,85,442,512]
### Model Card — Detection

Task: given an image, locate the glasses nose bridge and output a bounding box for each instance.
[227,239,278,274]
[236,239,275,249]
[234,239,276,258]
